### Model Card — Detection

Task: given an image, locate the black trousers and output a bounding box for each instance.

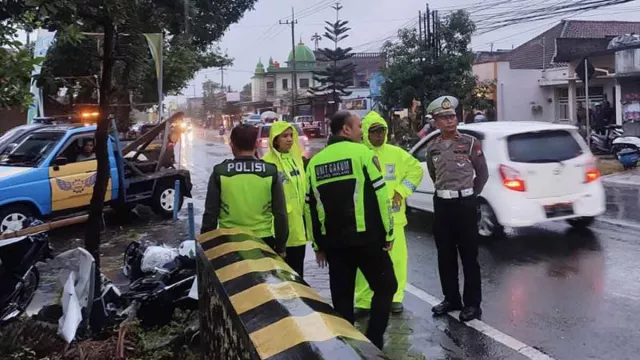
[433,195,482,307]
[325,245,397,349]
[285,245,306,279]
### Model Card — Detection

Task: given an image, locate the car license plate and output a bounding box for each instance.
[543,202,574,218]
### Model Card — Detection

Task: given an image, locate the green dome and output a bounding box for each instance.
[254,59,265,74]
[288,41,315,63]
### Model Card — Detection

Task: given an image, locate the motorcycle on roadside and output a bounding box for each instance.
[589,124,623,155]
[0,219,53,324]
[612,121,640,169]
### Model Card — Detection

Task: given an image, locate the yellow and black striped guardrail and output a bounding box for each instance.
[196,228,389,360]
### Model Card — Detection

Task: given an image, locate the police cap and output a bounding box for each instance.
[427,96,459,117]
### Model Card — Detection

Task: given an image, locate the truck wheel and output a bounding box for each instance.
[151,181,184,218]
[0,204,35,234]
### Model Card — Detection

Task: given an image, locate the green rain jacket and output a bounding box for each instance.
[362,111,424,227]
[262,121,308,247]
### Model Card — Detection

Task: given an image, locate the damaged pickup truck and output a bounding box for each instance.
[0,117,192,232]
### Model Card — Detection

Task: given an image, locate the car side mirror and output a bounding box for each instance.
[53,156,68,167]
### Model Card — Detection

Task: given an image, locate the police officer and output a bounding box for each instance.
[201,124,288,257]
[425,96,489,322]
[305,110,397,349]
[355,111,424,314]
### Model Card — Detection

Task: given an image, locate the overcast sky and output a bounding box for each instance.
[167,0,640,104]
[18,0,640,105]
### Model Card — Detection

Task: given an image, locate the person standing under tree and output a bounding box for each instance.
[425,96,489,322]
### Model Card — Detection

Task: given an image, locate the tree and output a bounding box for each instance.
[6,0,258,331]
[0,5,44,109]
[381,10,477,128]
[240,82,251,101]
[309,4,355,116]
[37,25,232,129]
[202,79,221,120]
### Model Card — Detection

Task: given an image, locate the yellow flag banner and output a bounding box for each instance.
[143,33,162,80]
[143,33,163,119]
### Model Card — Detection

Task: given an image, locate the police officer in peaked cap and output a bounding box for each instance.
[424,96,489,322]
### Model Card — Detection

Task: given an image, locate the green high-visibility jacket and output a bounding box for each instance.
[305,136,394,251]
[201,156,289,253]
[362,111,424,226]
[262,121,308,248]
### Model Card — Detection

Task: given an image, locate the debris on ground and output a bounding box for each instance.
[0,309,200,360]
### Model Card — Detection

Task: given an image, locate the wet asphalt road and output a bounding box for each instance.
[179,130,640,359]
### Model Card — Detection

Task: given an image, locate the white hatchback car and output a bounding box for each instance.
[406,121,606,237]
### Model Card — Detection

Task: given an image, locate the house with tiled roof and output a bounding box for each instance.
[488,20,640,124]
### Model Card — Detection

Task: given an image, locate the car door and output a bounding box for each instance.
[406,133,439,212]
[48,133,112,212]
[406,129,485,212]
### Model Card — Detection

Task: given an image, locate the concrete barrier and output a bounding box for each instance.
[196,228,389,360]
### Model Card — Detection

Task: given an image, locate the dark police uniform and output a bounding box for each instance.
[305,136,397,349]
[201,156,289,254]
[425,96,489,319]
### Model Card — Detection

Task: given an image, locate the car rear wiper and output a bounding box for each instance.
[525,158,566,165]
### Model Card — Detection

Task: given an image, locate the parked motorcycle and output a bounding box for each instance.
[0,219,52,324]
[589,125,623,154]
[612,121,640,169]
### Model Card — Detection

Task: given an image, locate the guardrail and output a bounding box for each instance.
[195,228,388,360]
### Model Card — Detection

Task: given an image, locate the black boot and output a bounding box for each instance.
[459,306,482,322]
[431,300,462,316]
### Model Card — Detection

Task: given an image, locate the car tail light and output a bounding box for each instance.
[499,164,525,192]
[584,159,600,183]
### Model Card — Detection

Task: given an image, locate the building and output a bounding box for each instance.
[555,35,640,125]
[250,41,383,121]
[472,50,511,121]
[251,41,319,118]
[478,20,640,124]
[186,97,203,120]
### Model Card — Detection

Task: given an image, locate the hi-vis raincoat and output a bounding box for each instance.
[262,121,308,247]
[361,112,424,227]
[356,111,424,306]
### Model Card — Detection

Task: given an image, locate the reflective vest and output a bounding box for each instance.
[216,158,279,238]
[305,137,393,251]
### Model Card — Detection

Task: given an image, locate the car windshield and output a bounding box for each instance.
[507,130,583,163]
[260,124,303,138]
[0,132,64,167]
[0,127,25,146]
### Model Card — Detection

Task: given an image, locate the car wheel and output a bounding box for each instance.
[566,216,595,228]
[477,200,504,239]
[151,181,184,218]
[0,204,35,234]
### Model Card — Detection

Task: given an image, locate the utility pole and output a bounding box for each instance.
[280,7,298,119]
[311,33,322,50]
[220,66,225,89]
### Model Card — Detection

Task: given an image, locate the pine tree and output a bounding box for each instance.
[309,4,355,115]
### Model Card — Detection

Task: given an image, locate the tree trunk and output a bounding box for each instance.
[85,21,115,285]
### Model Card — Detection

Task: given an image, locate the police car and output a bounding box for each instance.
[407,121,606,238]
